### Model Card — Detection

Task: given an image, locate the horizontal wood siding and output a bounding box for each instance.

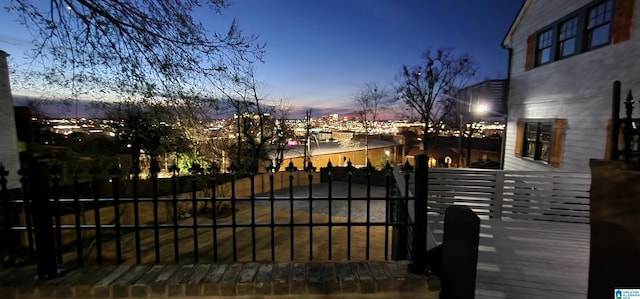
[504,0,640,173]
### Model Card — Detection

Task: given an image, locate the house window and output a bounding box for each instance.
[558,17,578,57]
[524,0,634,70]
[587,0,613,48]
[515,119,567,168]
[536,29,553,65]
[523,122,552,162]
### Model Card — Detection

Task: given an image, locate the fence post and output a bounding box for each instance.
[0,164,16,266]
[611,80,621,160]
[411,154,428,274]
[440,206,480,299]
[493,172,504,219]
[29,159,59,280]
[624,89,634,164]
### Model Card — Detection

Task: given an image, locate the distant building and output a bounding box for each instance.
[274,139,402,170]
[0,50,20,189]
[330,131,355,143]
[456,79,508,122]
[317,131,332,141]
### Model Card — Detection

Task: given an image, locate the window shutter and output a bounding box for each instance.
[525,34,535,71]
[549,119,567,168]
[612,0,635,44]
[515,120,524,157]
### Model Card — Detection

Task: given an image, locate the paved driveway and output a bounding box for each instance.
[254,181,391,222]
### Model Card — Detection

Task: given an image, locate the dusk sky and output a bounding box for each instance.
[0,0,524,117]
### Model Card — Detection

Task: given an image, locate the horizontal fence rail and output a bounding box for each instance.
[423,168,591,224]
[0,160,418,273]
[0,157,591,279]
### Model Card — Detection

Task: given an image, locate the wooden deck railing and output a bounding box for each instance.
[392,166,590,228]
[421,168,591,223]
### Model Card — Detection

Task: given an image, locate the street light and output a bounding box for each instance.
[474,103,489,114]
[458,102,487,168]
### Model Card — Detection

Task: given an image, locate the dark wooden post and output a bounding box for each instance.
[411,154,428,274]
[588,159,640,298]
[440,205,480,299]
[0,164,16,266]
[610,81,621,160]
[29,160,59,280]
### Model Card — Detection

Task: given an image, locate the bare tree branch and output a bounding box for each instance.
[8,0,265,101]
[354,82,389,163]
[395,48,477,151]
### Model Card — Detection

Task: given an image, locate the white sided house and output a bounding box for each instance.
[0,50,20,189]
[502,0,638,172]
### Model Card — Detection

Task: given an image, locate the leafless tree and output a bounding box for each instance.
[214,63,295,174]
[395,48,477,151]
[7,0,264,101]
[270,99,295,171]
[354,82,388,164]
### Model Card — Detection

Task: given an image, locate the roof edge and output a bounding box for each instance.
[502,0,531,48]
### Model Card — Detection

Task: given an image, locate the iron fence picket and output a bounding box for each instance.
[288,169,294,261]
[250,174,256,262]
[90,167,102,265]
[612,80,640,165]
[384,169,391,261]
[327,169,333,261]
[366,169,371,260]
[210,168,218,263]
[110,167,122,264]
[19,168,36,262]
[269,172,275,262]
[346,163,354,261]
[72,168,83,265]
[51,167,63,265]
[231,171,238,262]
[307,168,314,261]
[132,169,141,264]
[152,170,160,263]
[191,170,199,263]
[0,160,425,267]
[171,167,180,263]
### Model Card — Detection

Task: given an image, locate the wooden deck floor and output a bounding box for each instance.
[428,217,590,299]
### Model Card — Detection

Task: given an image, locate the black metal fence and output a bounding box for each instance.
[0,157,429,279]
[610,80,640,165]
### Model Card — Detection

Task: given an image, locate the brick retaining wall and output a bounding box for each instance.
[0,261,439,298]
